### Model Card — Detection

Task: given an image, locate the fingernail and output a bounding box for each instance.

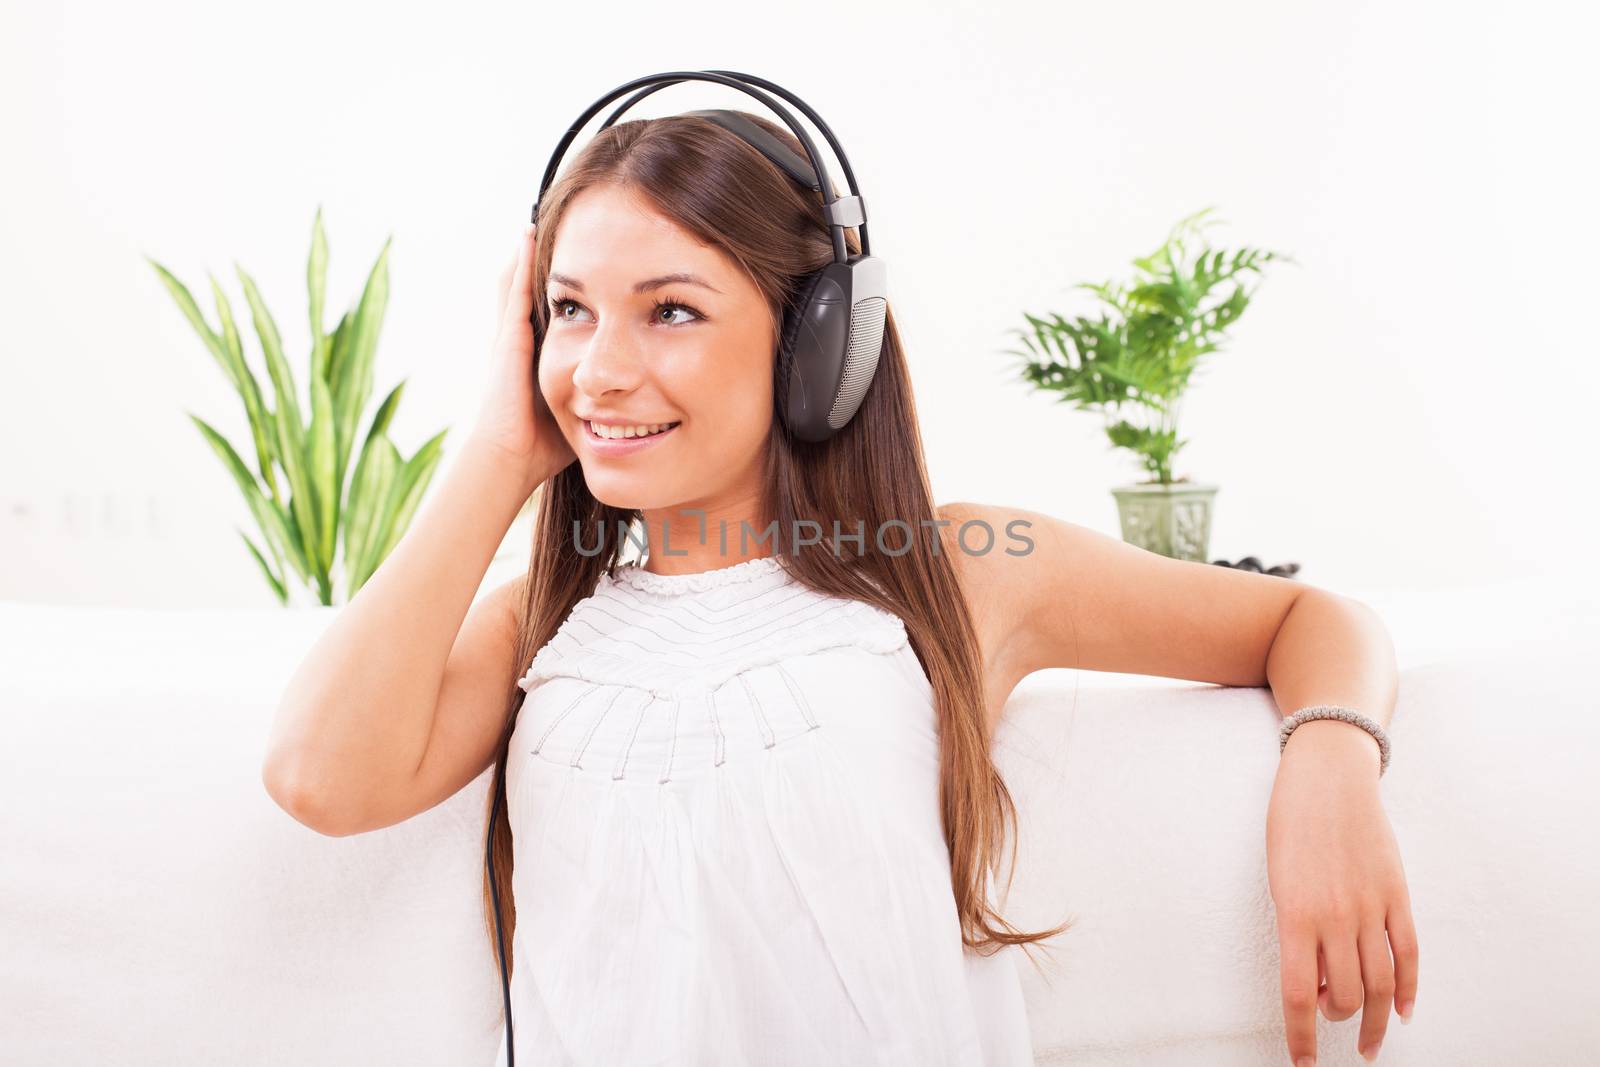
[1399,1000,1413,1023]
[1361,1040,1382,1062]
[1296,1057,1315,1067]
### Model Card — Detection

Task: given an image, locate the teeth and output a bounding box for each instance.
[588,421,678,440]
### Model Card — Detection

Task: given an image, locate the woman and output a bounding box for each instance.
[264,113,1417,1067]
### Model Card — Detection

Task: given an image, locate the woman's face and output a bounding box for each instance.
[538,183,778,519]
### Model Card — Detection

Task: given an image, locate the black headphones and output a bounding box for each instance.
[488,71,886,1065]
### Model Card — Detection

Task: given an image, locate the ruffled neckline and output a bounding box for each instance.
[605,553,789,595]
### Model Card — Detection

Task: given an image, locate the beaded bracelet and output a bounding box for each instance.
[1278,704,1391,777]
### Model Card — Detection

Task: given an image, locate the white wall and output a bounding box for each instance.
[2,0,1595,608]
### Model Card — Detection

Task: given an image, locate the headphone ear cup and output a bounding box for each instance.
[775,268,827,431]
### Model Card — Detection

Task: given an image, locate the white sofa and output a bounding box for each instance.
[2,575,1596,1066]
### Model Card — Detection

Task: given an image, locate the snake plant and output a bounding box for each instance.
[147,206,447,606]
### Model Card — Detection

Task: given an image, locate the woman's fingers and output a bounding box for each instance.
[499,224,538,336]
[1318,927,1363,1023]
[1278,916,1320,1067]
[496,242,517,321]
[1355,921,1397,1061]
[1388,898,1420,1023]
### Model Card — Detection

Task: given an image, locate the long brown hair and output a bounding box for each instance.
[483,111,1076,985]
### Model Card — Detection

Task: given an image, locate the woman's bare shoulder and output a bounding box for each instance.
[933,501,1043,725]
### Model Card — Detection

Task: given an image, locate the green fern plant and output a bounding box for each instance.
[1002,207,1293,484]
[147,206,447,606]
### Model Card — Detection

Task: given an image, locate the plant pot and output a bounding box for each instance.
[1110,481,1219,562]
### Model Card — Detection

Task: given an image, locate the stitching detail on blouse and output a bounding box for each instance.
[578,584,820,644]
[561,587,832,662]
[518,600,910,699]
[658,695,683,784]
[572,686,627,769]
[736,673,776,749]
[707,686,727,767]
[774,662,821,731]
[531,683,594,755]
[612,690,655,780]
[607,554,787,595]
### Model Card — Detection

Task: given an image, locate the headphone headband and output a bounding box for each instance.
[531,69,870,263]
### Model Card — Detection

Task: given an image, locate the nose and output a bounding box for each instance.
[569,323,646,399]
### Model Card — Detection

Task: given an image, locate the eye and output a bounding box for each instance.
[548,296,591,324]
[650,299,704,327]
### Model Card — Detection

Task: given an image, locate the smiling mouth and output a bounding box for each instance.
[583,420,682,441]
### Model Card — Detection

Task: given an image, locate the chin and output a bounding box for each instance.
[582,471,669,512]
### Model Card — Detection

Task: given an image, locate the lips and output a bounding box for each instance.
[580,419,681,455]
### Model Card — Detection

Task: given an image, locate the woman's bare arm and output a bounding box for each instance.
[261,221,575,835]
[261,438,552,835]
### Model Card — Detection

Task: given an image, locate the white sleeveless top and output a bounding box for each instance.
[495,553,1033,1066]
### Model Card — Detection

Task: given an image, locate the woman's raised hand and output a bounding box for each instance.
[468,223,576,487]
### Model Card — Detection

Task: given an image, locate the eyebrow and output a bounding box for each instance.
[547,271,723,296]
